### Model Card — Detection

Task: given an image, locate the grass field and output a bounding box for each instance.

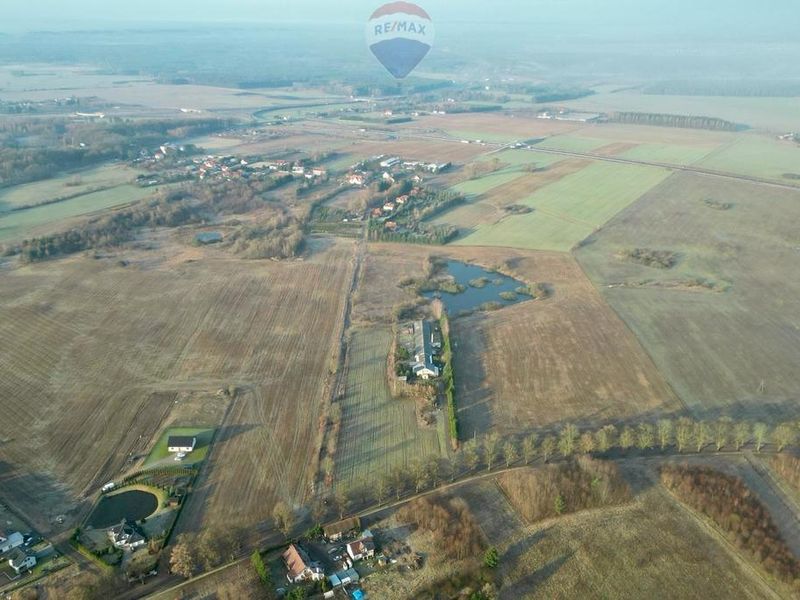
[558,90,800,132]
[536,135,613,153]
[576,172,800,420]
[494,479,783,599]
[0,164,140,213]
[333,327,445,490]
[0,184,156,244]
[450,251,681,435]
[697,136,800,182]
[455,162,670,251]
[143,427,215,468]
[0,236,353,534]
[619,143,718,165]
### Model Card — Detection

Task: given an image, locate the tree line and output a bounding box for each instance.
[609,111,740,132]
[662,465,800,586]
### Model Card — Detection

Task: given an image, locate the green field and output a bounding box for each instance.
[697,136,800,182]
[334,327,445,490]
[0,164,140,213]
[0,184,156,244]
[491,148,566,168]
[619,143,717,166]
[575,172,800,419]
[144,427,215,468]
[455,162,670,251]
[451,149,565,198]
[536,135,612,153]
[452,170,529,196]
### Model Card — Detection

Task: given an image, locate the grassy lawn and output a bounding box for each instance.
[697,135,800,181]
[334,327,444,490]
[0,184,156,244]
[455,162,670,251]
[144,427,215,468]
[619,143,717,165]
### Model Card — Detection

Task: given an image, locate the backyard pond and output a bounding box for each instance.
[88,489,159,529]
[421,260,533,315]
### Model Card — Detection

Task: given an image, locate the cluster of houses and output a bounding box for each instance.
[0,529,36,576]
[281,518,376,598]
[537,109,603,123]
[346,155,450,189]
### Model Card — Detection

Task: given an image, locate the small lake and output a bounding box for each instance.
[422,260,532,315]
[88,490,158,529]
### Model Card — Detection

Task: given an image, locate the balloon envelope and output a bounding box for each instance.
[366,2,435,79]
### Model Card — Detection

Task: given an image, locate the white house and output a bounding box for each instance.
[109,520,146,551]
[0,530,24,554]
[167,436,197,453]
[346,533,376,562]
[8,549,36,574]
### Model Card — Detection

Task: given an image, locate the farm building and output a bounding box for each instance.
[411,320,440,380]
[324,516,361,541]
[167,436,197,453]
[7,548,36,574]
[0,530,23,554]
[282,544,324,583]
[328,567,360,588]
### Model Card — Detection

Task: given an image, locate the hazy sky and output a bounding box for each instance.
[3,0,799,39]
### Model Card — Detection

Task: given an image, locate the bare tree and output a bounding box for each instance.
[558,423,579,457]
[714,418,731,451]
[427,456,443,488]
[541,436,556,463]
[484,432,501,471]
[619,426,636,450]
[411,459,430,493]
[391,467,408,500]
[637,423,655,451]
[773,422,796,452]
[333,488,350,519]
[170,534,197,579]
[595,425,617,453]
[196,528,223,570]
[522,433,538,465]
[753,422,769,452]
[675,418,693,453]
[272,501,295,536]
[657,419,673,450]
[693,421,711,452]
[463,438,481,471]
[579,432,596,454]
[504,440,519,467]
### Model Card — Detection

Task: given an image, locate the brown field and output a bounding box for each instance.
[494,474,786,599]
[576,172,800,420]
[0,235,353,534]
[450,250,683,435]
[416,112,582,139]
[346,137,491,164]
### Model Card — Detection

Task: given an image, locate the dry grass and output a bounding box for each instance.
[496,482,783,599]
[0,235,353,534]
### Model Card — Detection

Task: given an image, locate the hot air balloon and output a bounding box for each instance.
[366,2,435,79]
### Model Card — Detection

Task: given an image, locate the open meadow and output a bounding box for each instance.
[0,234,354,534]
[576,172,800,420]
[333,327,445,491]
[454,161,670,251]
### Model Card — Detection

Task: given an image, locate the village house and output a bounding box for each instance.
[382,172,396,184]
[396,195,409,205]
[346,531,376,562]
[108,519,146,551]
[382,201,396,212]
[0,530,24,555]
[282,544,324,583]
[168,436,197,453]
[379,156,400,168]
[7,548,36,574]
[348,173,367,187]
[323,516,361,542]
[412,320,440,379]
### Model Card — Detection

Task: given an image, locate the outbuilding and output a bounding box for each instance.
[167,436,197,453]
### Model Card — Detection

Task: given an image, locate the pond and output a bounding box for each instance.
[421,260,532,315]
[195,231,223,245]
[88,489,158,529]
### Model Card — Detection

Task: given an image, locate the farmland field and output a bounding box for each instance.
[0,184,157,244]
[0,236,353,533]
[0,163,140,213]
[618,143,718,165]
[455,162,670,251]
[536,134,612,153]
[450,250,682,435]
[495,479,783,599]
[576,172,800,419]
[697,136,800,182]
[333,327,445,491]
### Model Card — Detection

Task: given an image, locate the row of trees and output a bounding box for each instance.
[610,111,740,132]
[440,313,459,447]
[662,465,800,585]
